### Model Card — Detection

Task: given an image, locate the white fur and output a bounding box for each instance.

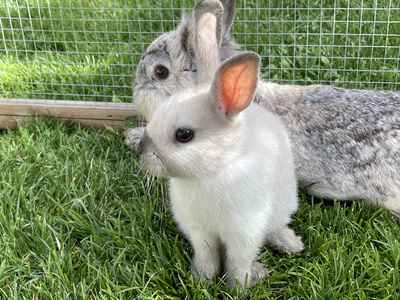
[138,53,303,288]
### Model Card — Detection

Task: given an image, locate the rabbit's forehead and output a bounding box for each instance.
[146,37,169,56]
[170,89,210,114]
[143,31,179,59]
[140,44,170,66]
[172,97,214,127]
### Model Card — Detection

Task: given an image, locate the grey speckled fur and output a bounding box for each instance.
[256,82,400,212]
[126,0,400,214]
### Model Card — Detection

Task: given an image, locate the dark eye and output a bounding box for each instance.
[154,65,169,80]
[175,128,194,143]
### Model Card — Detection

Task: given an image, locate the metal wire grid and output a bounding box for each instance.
[238,0,400,89]
[0,0,399,104]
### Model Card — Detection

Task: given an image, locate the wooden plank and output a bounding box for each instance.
[0,98,146,131]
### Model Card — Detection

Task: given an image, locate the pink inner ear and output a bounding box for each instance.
[219,62,257,115]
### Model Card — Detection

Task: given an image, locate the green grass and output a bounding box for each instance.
[0,118,399,299]
[1,0,400,298]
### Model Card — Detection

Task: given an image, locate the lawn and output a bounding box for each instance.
[0,119,399,299]
[1,0,400,299]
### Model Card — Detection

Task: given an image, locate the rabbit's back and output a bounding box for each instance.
[257,83,400,210]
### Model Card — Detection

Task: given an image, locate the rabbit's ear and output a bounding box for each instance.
[193,0,224,46]
[195,0,237,43]
[219,0,236,39]
[178,0,225,83]
[195,12,221,83]
[210,52,260,118]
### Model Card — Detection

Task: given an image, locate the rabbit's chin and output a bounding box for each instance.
[140,152,169,178]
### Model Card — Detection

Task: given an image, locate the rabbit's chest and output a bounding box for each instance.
[168,174,272,236]
[169,178,243,229]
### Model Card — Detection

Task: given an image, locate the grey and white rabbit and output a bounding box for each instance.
[126,0,400,214]
[137,50,303,288]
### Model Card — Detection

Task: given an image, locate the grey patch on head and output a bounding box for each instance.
[181,68,197,73]
[181,26,190,53]
[177,24,196,68]
[147,40,170,57]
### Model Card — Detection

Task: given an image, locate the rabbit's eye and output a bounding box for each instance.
[175,128,194,143]
[154,65,169,80]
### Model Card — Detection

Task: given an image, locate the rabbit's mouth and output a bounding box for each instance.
[140,152,168,178]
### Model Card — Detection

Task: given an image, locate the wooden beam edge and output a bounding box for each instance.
[0,99,145,131]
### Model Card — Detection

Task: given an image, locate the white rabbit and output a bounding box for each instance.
[137,51,303,288]
[126,0,400,214]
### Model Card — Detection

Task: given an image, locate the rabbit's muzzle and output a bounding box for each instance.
[138,131,167,178]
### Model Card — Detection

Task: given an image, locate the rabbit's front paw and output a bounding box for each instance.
[191,262,217,281]
[227,261,269,289]
[249,261,270,287]
[266,227,304,254]
[123,127,146,151]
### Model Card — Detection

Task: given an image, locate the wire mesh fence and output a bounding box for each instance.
[1,0,400,104]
